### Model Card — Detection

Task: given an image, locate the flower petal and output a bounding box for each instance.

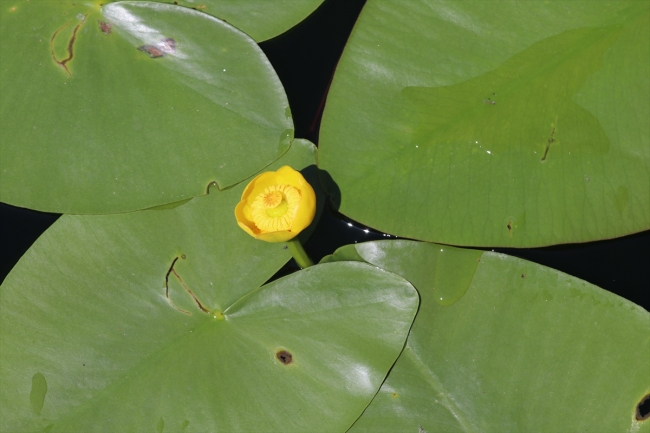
[235,200,260,234]
[243,172,283,206]
[291,180,316,234]
[255,230,297,242]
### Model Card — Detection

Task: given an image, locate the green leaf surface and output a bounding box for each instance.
[326,240,649,432]
[0,143,419,432]
[0,1,293,214]
[319,0,650,247]
[137,0,326,42]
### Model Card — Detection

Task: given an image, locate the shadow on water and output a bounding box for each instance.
[260,0,367,143]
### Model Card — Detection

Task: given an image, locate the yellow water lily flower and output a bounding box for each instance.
[235,166,316,243]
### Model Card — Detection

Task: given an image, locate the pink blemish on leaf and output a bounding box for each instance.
[98,20,112,34]
[138,45,165,58]
[137,38,176,58]
[160,38,176,54]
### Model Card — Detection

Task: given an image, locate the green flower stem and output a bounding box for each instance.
[287,238,314,269]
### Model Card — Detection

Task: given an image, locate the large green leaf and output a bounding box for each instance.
[0,142,419,432]
[140,0,326,42]
[319,0,650,247]
[324,241,649,432]
[0,1,293,214]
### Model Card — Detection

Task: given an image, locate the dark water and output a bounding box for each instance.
[1,0,648,310]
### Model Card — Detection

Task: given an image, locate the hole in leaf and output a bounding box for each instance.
[637,393,650,421]
[276,350,293,365]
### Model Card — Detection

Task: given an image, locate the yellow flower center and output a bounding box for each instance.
[251,184,301,232]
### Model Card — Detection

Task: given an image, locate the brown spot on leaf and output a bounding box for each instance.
[276,350,293,365]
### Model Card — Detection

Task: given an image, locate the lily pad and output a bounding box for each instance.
[150,0,326,42]
[0,1,293,213]
[325,240,650,432]
[319,0,650,247]
[0,143,419,432]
